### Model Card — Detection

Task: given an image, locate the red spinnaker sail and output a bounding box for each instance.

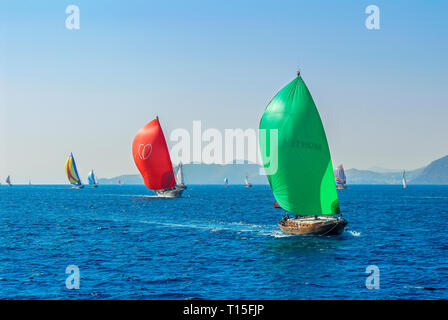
[132,118,175,190]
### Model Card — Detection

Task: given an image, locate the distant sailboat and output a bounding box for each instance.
[29,180,31,185]
[132,117,184,198]
[244,173,252,188]
[224,177,229,187]
[334,164,347,189]
[259,71,347,236]
[6,175,12,186]
[88,170,98,188]
[402,170,407,188]
[65,153,84,189]
[175,162,187,189]
[117,179,121,185]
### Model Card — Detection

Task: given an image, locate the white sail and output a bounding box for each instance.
[244,173,252,187]
[402,170,407,188]
[224,177,229,185]
[176,163,184,186]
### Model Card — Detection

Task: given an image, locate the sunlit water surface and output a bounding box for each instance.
[1,185,447,299]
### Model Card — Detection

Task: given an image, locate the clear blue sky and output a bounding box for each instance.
[1,0,447,183]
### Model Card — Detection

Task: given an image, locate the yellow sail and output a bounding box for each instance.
[65,153,82,186]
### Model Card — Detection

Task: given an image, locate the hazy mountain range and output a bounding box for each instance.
[98,155,448,185]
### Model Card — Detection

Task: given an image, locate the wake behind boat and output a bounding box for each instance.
[65,153,84,188]
[132,117,184,198]
[259,71,347,236]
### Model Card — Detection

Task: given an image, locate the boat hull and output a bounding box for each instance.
[336,184,347,190]
[156,185,185,198]
[72,185,84,189]
[279,216,347,236]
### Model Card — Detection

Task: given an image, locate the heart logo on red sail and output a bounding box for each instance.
[138,144,152,160]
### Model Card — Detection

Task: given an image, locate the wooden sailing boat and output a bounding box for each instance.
[402,170,407,188]
[259,71,347,236]
[88,170,98,188]
[334,164,347,189]
[65,153,84,188]
[132,117,184,198]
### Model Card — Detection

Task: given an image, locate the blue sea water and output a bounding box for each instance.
[0,184,447,300]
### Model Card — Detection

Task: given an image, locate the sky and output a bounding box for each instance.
[0,0,447,184]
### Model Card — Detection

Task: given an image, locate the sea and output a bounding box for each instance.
[0,184,447,300]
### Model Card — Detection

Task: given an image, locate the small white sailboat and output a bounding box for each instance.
[6,176,12,186]
[224,177,229,187]
[402,170,407,189]
[244,173,252,188]
[175,162,187,190]
[88,170,98,188]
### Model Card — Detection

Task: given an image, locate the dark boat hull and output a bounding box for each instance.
[279,216,347,236]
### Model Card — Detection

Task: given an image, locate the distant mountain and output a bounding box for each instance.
[345,168,423,185]
[367,166,403,173]
[98,163,268,185]
[98,174,143,185]
[411,155,448,184]
[98,155,448,185]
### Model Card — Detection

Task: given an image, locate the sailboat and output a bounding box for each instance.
[65,153,84,188]
[402,170,407,188]
[244,173,252,188]
[334,164,347,189]
[175,162,187,189]
[132,117,184,198]
[259,71,347,236]
[6,176,12,186]
[224,177,229,187]
[88,170,98,188]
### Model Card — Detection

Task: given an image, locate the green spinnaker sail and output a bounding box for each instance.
[259,75,340,215]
